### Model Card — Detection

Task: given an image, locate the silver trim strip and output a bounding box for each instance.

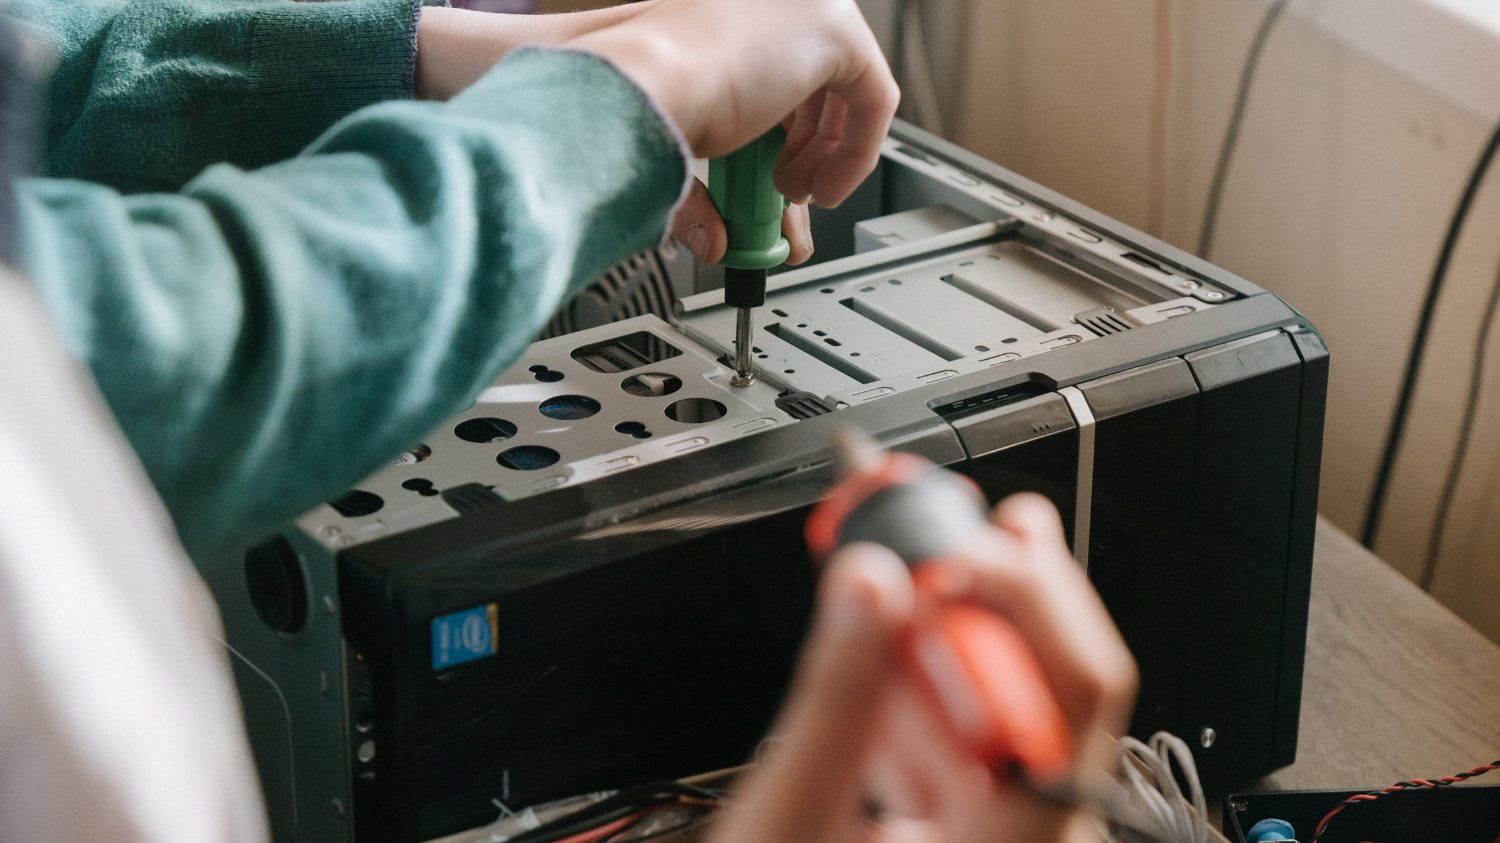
[1057,386,1096,569]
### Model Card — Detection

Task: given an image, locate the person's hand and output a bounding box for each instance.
[671,189,815,267]
[414,3,661,101]
[568,0,899,211]
[708,493,1138,843]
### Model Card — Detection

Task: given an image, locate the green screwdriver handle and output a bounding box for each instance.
[709,127,791,271]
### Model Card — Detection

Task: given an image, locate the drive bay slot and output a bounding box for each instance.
[763,322,878,384]
[839,298,964,361]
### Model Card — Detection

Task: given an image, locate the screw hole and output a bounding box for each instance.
[614,421,652,439]
[400,478,440,497]
[528,364,564,383]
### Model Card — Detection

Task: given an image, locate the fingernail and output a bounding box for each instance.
[683,227,710,263]
[801,217,814,255]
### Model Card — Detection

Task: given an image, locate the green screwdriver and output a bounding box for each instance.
[709,127,790,387]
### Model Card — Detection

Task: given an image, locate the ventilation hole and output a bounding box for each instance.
[614,421,652,439]
[784,369,796,374]
[851,352,862,357]
[329,489,383,518]
[757,354,768,359]
[400,478,440,497]
[813,330,827,337]
[665,398,727,424]
[497,445,561,471]
[860,286,876,293]
[797,323,808,328]
[824,338,842,347]
[752,346,762,353]
[538,394,601,420]
[771,308,789,317]
[820,287,834,294]
[975,345,990,353]
[621,372,682,397]
[888,278,903,286]
[454,417,517,443]
[1002,337,1018,344]
[528,364,564,383]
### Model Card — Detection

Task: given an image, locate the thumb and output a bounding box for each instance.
[711,544,913,843]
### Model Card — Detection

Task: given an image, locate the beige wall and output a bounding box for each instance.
[954,0,1500,641]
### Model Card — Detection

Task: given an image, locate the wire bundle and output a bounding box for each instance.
[1310,759,1500,842]
[503,782,722,843]
[1112,732,1210,843]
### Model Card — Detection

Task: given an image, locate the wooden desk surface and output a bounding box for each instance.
[1258,517,1500,791]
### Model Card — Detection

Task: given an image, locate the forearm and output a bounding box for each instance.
[414,2,656,100]
[6,0,418,192]
[19,48,689,561]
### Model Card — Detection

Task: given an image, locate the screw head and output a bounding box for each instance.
[1175,279,1201,292]
[330,798,346,817]
[1199,726,1217,748]
[1202,290,1226,301]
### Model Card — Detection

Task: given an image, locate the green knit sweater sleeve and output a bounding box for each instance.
[5,0,421,192]
[18,48,691,560]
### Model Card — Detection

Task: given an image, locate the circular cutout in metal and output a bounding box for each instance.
[454,417,518,443]
[538,394,601,420]
[665,398,727,424]
[497,445,561,471]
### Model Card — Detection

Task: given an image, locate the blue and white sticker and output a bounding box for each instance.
[431,604,498,670]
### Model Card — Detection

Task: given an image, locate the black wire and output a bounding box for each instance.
[1196,0,1291,259]
[1421,256,1500,588]
[1362,120,1500,549]
[506,782,722,843]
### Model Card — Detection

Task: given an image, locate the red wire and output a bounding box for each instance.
[551,810,648,843]
[1311,760,1500,842]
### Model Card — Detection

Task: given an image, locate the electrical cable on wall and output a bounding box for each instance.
[1362,120,1500,550]
[1196,0,1291,259]
[1421,254,1500,588]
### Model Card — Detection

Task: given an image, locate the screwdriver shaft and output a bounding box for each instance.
[732,306,755,387]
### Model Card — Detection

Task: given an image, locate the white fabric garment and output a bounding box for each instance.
[0,269,268,841]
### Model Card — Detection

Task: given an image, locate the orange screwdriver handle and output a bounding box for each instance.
[806,439,1073,781]
[904,569,1072,781]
